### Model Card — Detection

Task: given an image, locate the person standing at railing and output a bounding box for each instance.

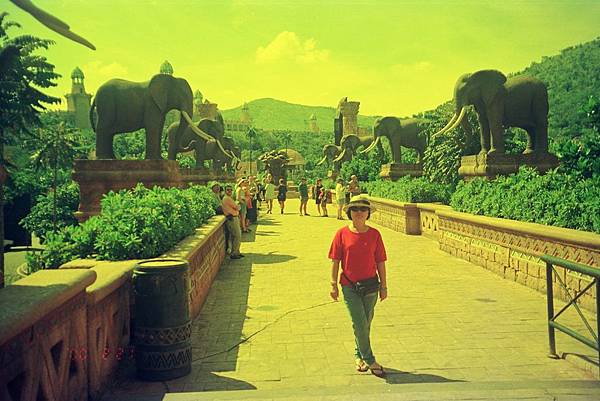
[221,185,244,260]
[328,195,388,378]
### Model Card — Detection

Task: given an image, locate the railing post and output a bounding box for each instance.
[596,278,600,377]
[546,261,559,359]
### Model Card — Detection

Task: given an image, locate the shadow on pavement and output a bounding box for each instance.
[241,251,296,265]
[382,368,466,384]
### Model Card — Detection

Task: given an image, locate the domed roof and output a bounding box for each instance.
[160,60,173,75]
[71,67,84,79]
[279,148,305,166]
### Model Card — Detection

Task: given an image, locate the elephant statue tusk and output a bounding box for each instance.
[360,136,380,154]
[316,155,328,166]
[431,110,460,139]
[10,0,96,50]
[180,139,197,153]
[447,106,467,133]
[333,148,346,163]
[181,111,214,142]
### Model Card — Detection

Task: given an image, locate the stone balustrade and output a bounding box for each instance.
[365,196,600,312]
[0,216,226,401]
[368,196,420,235]
[0,270,96,401]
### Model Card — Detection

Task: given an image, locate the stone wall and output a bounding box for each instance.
[0,216,226,401]
[365,196,599,312]
[437,209,599,312]
[368,197,420,235]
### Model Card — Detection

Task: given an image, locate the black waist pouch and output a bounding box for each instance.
[342,271,380,296]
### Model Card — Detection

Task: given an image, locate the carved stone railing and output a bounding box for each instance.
[0,270,97,401]
[163,217,226,319]
[367,196,420,235]
[437,209,600,312]
[1,215,226,401]
[416,203,453,240]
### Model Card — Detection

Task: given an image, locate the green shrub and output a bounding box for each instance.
[20,182,80,241]
[451,167,600,233]
[25,226,81,272]
[364,177,454,204]
[26,184,218,270]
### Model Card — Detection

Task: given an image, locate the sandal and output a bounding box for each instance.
[355,358,368,372]
[369,363,386,378]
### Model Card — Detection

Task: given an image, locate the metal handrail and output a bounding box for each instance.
[541,254,600,376]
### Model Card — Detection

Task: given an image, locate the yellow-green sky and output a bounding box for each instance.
[4,0,600,116]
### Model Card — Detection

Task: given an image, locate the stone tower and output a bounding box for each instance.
[240,102,252,124]
[197,99,218,120]
[65,67,92,129]
[160,60,174,75]
[308,113,319,133]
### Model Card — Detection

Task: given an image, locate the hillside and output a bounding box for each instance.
[517,37,600,138]
[221,98,377,132]
[221,37,600,138]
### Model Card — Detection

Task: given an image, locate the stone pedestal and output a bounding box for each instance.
[286,180,299,199]
[379,163,423,180]
[458,152,560,180]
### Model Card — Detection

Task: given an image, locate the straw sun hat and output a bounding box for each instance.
[344,195,376,213]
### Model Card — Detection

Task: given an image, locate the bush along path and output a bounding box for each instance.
[25,184,218,272]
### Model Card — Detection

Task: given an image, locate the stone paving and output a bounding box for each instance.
[102,199,600,400]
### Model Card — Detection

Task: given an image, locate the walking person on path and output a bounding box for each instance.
[298,177,310,216]
[335,177,346,220]
[277,178,287,214]
[264,177,275,214]
[314,178,324,216]
[318,186,329,217]
[328,195,388,378]
[221,185,244,260]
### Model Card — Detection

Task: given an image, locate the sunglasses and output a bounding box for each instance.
[225,188,233,192]
[350,206,369,212]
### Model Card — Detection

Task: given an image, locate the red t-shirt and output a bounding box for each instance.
[328,226,387,286]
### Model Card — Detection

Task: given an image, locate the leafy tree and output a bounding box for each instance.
[0,13,60,287]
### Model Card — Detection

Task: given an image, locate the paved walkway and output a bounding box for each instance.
[103,199,600,400]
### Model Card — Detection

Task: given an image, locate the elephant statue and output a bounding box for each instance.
[433,69,549,156]
[219,137,241,173]
[361,117,429,164]
[166,117,234,169]
[90,74,195,160]
[316,144,342,172]
[259,150,289,184]
[332,134,363,165]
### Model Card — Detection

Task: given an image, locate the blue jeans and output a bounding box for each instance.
[341,285,378,365]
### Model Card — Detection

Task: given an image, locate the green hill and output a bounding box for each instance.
[222,37,600,139]
[221,98,377,132]
[516,37,600,139]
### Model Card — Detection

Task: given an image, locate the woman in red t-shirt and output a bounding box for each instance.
[328,195,388,377]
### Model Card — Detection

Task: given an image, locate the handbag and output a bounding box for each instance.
[341,271,380,296]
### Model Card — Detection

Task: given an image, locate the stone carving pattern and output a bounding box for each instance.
[87,283,130,400]
[0,293,88,401]
[439,215,598,312]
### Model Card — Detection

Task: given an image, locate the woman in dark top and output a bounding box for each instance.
[277,178,287,214]
[314,178,323,216]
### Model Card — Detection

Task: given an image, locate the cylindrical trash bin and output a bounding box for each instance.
[133,259,192,381]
